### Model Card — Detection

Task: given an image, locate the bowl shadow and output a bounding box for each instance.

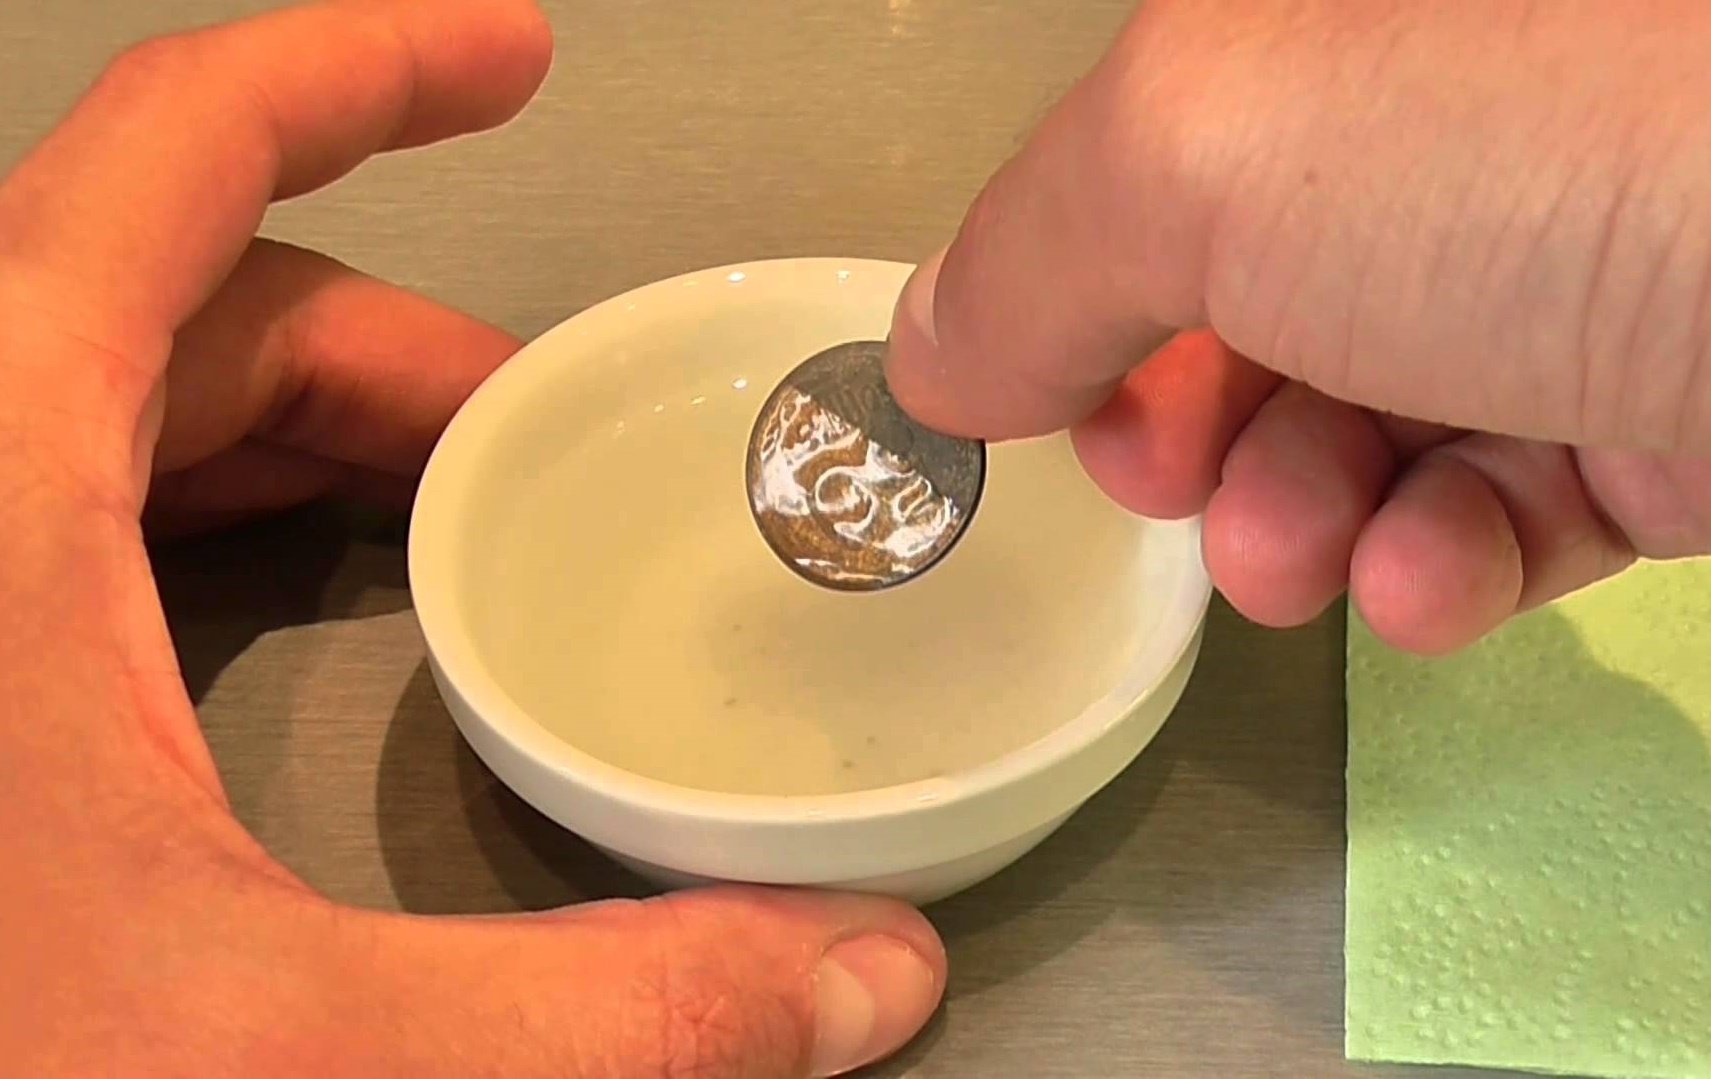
[375,659,656,913]
[914,598,1348,996]
[151,504,362,702]
[152,502,414,827]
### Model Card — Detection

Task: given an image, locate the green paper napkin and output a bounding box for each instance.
[1346,558,1711,1078]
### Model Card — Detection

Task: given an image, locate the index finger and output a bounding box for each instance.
[0,0,552,346]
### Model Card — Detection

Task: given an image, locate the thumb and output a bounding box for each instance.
[379,885,946,1078]
[881,16,1213,443]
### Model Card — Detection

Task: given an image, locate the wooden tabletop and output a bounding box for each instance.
[3,2,1507,1075]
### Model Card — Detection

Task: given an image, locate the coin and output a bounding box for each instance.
[745,339,987,591]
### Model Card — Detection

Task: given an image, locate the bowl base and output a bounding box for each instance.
[595,808,1077,907]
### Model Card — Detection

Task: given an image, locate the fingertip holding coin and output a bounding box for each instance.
[744,339,988,592]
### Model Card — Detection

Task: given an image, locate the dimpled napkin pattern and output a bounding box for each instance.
[1346,557,1711,1078]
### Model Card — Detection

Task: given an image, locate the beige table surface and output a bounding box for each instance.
[2,2,1515,1075]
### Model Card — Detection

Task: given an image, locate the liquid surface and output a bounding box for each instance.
[465,349,1159,796]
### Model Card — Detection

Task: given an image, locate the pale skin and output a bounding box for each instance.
[885,0,1711,656]
[2,0,1706,1076]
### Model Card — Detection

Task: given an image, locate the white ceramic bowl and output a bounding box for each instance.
[408,257,1211,905]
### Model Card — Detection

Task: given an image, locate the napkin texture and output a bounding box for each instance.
[1346,558,1711,1078]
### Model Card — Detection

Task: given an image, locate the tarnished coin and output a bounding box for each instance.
[745,339,986,592]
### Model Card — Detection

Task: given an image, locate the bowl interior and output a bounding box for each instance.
[410,258,1209,814]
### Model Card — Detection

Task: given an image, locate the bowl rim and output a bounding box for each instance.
[408,256,1213,829]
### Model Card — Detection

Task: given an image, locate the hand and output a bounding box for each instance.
[884,0,1711,655]
[0,2,942,1075]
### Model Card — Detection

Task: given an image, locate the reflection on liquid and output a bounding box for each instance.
[750,387,962,588]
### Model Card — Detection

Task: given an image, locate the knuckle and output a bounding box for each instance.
[100,31,204,92]
[1104,1,1230,182]
[617,942,803,1079]
[1086,4,1240,325]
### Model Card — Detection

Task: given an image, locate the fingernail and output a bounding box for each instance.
[810,935,941,1077]
[898,248,946,349]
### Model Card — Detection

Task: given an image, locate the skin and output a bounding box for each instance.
[885,0,1711,655]
[7,0,1708,1074]
[0,2,943,1076]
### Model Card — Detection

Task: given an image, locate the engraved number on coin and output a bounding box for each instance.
[745,340,985,591]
